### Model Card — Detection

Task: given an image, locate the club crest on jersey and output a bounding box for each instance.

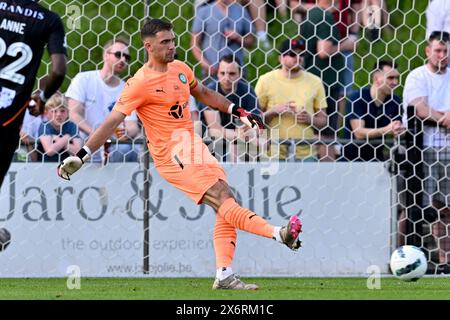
[178,73,187,84]
[168,101,187,119]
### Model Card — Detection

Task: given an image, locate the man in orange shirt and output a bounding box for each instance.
[57,19,302,290]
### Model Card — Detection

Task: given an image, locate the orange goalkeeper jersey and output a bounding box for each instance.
[113,60,198,165]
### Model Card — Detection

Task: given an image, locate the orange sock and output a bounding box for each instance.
[217,198,274,238]
[213,214,236,268]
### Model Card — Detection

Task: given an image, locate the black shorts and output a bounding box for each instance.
[0,125,21,187]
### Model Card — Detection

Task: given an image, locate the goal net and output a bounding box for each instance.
[0,0,444,277]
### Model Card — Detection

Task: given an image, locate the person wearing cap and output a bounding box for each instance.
[255,38,328,161]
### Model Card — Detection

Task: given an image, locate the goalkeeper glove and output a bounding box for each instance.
[57,146,91,181]
[228,103,265,129]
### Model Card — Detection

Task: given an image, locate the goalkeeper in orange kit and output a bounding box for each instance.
[57,19,302,290]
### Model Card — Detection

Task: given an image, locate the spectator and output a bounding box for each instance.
[198,54,261,161]
[331,0,363,130]
[300,0,345,161]
[255,38,328,161]
[300,0,389,40]
[189,95,204,137]
[58,19,302,290]
[194,0,287,50]
[191,0,255,82]
[403,31,450,273]
[239,0,292,49]
[66,38,141,163]
[426,0,450,37]
[342,60,403,162]
[37,93,82,163]
[18,77,53,162]
[360,0,389,41]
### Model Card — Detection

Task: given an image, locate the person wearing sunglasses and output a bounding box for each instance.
[65,37,141,163]
[255,38,328,162]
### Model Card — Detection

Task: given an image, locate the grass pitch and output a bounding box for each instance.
[0,277,449,300]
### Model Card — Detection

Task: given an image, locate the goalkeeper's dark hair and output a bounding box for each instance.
[141,19,173,40]
[428,30,450,45]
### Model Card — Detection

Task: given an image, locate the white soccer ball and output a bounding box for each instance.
[390,245,427,281]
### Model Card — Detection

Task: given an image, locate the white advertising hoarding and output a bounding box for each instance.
[0,162,392,277]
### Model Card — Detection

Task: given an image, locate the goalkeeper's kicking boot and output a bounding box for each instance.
[212,274,259,290]
[280,215,303,251]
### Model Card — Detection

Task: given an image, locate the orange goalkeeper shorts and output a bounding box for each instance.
[155,141,227,204]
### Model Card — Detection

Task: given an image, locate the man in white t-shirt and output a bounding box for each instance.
[426,0,450,37]
[66,38,141,162]
[403,30,450,273]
